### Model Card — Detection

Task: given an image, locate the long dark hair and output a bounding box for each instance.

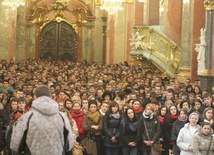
[124,107,138,122]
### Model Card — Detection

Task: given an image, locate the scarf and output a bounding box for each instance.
[170,114,178,121]
[87,111,100,123]
[133,106,143,114]
[204,119,214,125]
[110,112,120,119]
[99,109,105,116]
[142,111,154,120]
[158,115,164,124]
[71,110,83,118]
[127,122,138,132]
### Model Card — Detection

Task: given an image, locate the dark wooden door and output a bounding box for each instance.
[39,21,77,61]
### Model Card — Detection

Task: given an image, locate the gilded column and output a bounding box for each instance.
[101,15,107,64]
[8,10,15,61]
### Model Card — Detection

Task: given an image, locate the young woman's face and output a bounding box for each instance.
[132,101,140,109]
[127,109,134,119]
[201,125,211,135]
[189,114,198,126]
[170,106,177,115]
[89,104,97,113]
[161,107,167,116]
[194,87,200,93]
[65,101,72,109]
[100,103,108,113]
[194,101,201,109]
[11,101,18,110]
[73,103,81,111]
[182,102,189,110]
[128,100,133,108]
[180,111,187,120]
[111,106,118,113]
[145,106,153,115]
[205,110,213,120]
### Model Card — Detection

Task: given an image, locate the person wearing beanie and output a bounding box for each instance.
[10,85,75,155]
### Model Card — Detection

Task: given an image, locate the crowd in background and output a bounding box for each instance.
[0,58,213,155]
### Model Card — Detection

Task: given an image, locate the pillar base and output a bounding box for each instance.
[198,75,214,93]
[177,67,191,83]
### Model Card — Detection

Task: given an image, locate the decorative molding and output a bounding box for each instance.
[130,25,182,77]
[26,1,95,35]
[204,0,214,10]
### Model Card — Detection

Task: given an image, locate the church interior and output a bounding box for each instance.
[0,0,213,91]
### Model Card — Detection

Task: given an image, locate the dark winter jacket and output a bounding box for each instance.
[139,113,161,151]
[103,112,121,148]
[119,118,140,146]
[171,117,187,155]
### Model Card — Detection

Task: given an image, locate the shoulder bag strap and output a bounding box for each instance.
[206,135,213,155]
[143,119,150,141]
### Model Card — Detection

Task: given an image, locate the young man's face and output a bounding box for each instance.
[100,103,109,113]
[204,96,212,105]
[18,101,26,111]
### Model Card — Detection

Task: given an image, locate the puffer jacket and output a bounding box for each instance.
[192,129,214,155]
[177,123,200,155]
[10,96,75,155]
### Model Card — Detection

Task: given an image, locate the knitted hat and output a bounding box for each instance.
[189,111,199,121]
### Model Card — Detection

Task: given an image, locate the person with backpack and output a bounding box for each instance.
[10,85,75,155]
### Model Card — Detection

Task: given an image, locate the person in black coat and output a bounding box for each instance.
[139,103,161,155]
[171,108,188,155]
[120,108,140,155]
[103,101,121,155]
[160,105,178,155]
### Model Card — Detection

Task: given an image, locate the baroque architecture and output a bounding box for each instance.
[0,0,214,90]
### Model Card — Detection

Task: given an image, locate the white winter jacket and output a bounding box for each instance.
[177,123,200,155]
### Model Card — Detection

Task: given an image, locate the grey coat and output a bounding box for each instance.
[10,96,75,155]
[192,131,214,155]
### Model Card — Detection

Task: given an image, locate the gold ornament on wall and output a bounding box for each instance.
[204,0,214,10]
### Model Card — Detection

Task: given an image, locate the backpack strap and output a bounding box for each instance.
[18,112,33,153]
[59,113,70,155]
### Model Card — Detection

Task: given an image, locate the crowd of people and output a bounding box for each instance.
[0,58,213,155]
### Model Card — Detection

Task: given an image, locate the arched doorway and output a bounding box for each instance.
[39,21,77,61]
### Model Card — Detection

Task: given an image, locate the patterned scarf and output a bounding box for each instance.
[87,111,100,123]
[110,112,120,119]
[142,111,154,120]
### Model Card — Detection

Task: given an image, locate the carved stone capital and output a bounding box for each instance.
[204,0,214,10]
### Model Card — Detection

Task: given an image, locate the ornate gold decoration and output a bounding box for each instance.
[51,0,67,19]
[130,26,182,76]
[27,5,50,34]
[26,0,95,35]
[201,69,213,76]
[204,0,214,10]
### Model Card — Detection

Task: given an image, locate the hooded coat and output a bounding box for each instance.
[192,129,214,155]
[177,123,200,155]
[10,96,75,155]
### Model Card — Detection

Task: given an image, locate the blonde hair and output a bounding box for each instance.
[145,103,155,112]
